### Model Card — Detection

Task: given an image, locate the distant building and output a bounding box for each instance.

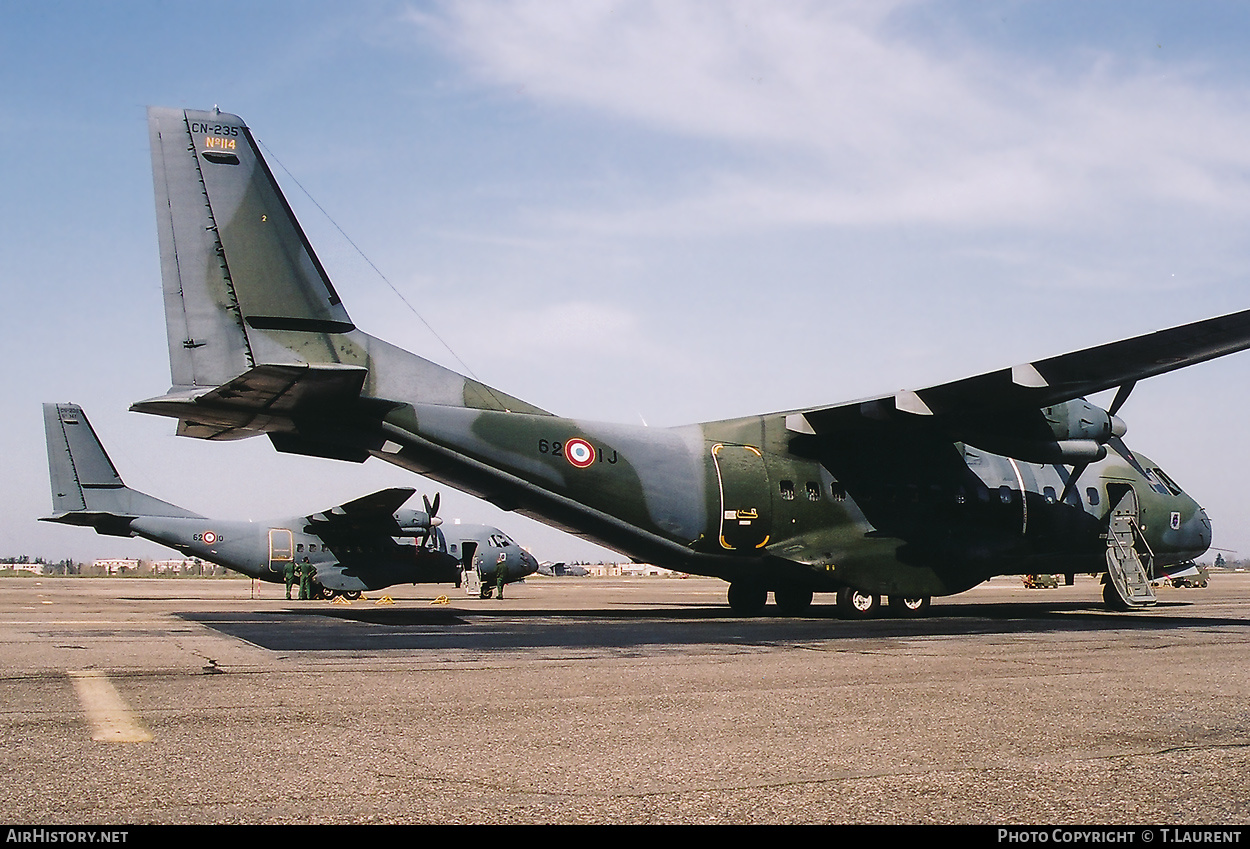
[151,558,202,574]
[619,563,675,577]
[2,562,43,575]
[93,559,139,575]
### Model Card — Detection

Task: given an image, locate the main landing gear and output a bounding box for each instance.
[725,582,930,619]
[318,586,362,601]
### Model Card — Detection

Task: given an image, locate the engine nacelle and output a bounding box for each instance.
[957,399,1123,465]
[393,508,441,536]
[1041,399,1125,443]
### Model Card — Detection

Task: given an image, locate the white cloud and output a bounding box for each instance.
[413,1,1250,233]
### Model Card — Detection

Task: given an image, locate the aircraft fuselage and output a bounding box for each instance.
[368,403,1208,598]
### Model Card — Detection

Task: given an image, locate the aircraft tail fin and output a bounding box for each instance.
[42,403,203,535]
[147,106,355,390]
[138,107,547,446]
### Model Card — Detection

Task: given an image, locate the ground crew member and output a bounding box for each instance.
[299,557,314,600]
[495,554,507,600]
[284,560,296,599]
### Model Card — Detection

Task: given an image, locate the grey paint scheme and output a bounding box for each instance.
[42,403,537,591]
[133,107,1243,605]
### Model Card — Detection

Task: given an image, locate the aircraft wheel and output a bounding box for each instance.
[891,595,930,617]
[344,590,361,601]
[480,586,493,599]
[318,585,336,600]
[1102,580,1130,611]
[772,587,814,616]
[727,582,768,617]
[837,588,880,619]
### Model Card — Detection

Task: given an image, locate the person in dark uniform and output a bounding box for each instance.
[299,557,315,600]
[495,555,507,600]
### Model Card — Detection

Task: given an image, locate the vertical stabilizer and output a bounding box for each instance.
[136,107,548,446]
[147,107,354,389]
[44,403,123,513]
[42,404,203,528]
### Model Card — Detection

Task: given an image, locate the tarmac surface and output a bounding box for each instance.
[3,573,1249,825]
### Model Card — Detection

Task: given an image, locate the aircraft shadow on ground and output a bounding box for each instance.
[177,600,1248,654]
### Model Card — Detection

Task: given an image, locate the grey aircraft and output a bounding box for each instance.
[42,402,538,598]
[131,106,1250,617]
[537,562,591,578]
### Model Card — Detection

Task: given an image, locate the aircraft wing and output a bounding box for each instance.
[798,308,1250,432]
[304,487,417,533]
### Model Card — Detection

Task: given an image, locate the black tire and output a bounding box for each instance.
[344,590,362,601]
[837,587,880,619]
[318,585,336,600]
[727,582,768,616]
[773,587,814,616]
[891,595,930,617]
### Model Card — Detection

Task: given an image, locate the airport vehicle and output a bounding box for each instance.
[42,403,537,597]
[1167,562,1210,589]
[132,106,1248,617]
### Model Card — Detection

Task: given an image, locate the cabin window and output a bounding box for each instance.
[1043,486,1057,504]
[999,485,1013,504]
[1086,487,1100,506]
[780,480,795,500]
[806,482,821,502]
[296,544,304,552]
[829,481,847,501]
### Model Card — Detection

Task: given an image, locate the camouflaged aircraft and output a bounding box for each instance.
[131,106,1250,617]
[42,403,537,597]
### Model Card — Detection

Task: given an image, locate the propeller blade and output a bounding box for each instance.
[1108,380,1136,416]
[1059,462,1090,505]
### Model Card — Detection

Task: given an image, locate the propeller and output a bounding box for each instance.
[1058,382,1135,505]
[416,492,442,548]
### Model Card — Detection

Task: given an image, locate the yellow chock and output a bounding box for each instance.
[375,595,395,605]
[332,595,351,605]
[431,595,450,605]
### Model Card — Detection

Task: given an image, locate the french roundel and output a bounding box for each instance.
[565,438,596,469]
[202,531,218,545]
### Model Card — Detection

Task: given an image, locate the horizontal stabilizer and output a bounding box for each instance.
[131,363,391,441]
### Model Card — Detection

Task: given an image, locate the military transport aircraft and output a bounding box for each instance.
[131,106,1250,617]
[42,403,537,598]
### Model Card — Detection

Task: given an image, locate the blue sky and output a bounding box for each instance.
[4,1,1250,566]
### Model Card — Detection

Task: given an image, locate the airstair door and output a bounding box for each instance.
[1105,485,1157,607]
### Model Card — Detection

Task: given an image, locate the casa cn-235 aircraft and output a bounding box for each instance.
[42,403,537,598]
[132,106,1250,617]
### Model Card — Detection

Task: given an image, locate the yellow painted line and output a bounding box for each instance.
[67,671,153,743]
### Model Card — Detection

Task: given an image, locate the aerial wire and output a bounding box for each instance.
[258,139,495,393]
